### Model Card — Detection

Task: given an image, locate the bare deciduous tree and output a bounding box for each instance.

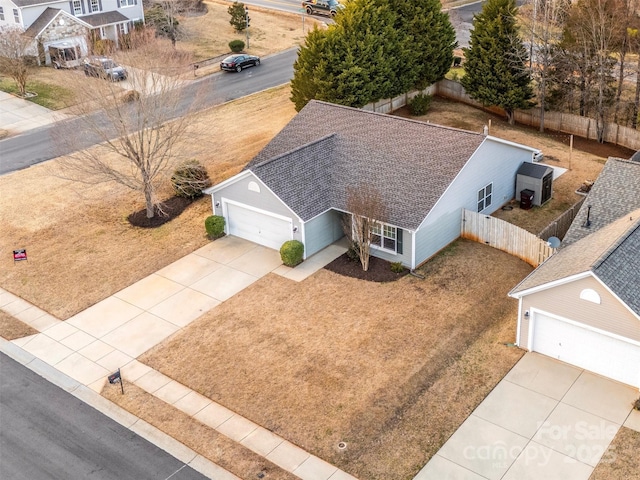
[0,25,36,96]
[55,33,204,218]
[344,184,387,272]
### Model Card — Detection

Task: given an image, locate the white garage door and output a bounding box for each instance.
[531,312,640,388]
[225,202,292,250]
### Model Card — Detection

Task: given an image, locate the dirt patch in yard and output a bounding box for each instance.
[101,382,298,480]
[590,427,640,480]
[141,240,531,479]
[0,310,38,340]
[0,85,296,319]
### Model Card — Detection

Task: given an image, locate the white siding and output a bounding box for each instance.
[414,139,535,266]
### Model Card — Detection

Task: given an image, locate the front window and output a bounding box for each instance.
[91,0,100,12]
[118,23,128,35]
[370,222,397,253]
[477,183,493,212]
[72,0,82,15]
[13,8,19,23]
[120,0,135,7]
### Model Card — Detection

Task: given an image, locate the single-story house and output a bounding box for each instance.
[0,0,143,66]
[510,157,640,388]
[204,100,541,269]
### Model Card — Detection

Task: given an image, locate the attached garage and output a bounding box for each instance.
[224,201,293,251]
[530,311,640,388]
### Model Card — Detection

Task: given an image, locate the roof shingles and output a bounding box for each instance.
[246,101,485,229]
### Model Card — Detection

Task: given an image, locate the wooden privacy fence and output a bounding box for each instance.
[461,209,555,267]
[538,197,586,241]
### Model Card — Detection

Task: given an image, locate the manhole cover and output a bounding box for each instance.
[337,442,347,450]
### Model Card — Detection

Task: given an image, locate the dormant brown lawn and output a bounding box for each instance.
[141,240,532,479]
[0,85,296,320]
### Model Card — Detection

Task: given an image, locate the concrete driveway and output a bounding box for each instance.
[0,91,70,136]
[416,352,640,480]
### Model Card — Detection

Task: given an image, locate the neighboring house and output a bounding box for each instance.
[0,0,144,66]
[204,100,541,269]
[510,157,640,388]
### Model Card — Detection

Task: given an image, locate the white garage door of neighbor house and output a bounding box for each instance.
[531,312,640,388]
[226,202,292,251]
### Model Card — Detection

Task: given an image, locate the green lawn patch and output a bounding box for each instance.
[0,77,74,110]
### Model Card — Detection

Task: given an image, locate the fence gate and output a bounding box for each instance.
[461,209,555,267]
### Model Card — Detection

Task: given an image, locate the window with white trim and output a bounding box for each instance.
[477,183,493,212]
[0,7,5,21]
[13,8,19,23]
[120,0,135,7]
[370,223,397,253]
[118,22,128,35]
[90,0,100,12]
[72,0,82,15]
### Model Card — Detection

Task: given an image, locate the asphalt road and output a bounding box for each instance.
[0,47,298,175]
[0,353,209,480]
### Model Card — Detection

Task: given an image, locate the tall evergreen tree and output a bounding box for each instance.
[291,0,457,111]
[389,0,457,90]
[462,0,533,124]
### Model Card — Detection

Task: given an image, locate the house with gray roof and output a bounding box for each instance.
[204,100,541,270]
[0,0,143,66]
[509,157,640,388]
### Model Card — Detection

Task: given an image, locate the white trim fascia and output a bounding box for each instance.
[222,198,294,223]
[300,221,307,259]
[411,230,416,270]
[40,10,92,33]
[304,207,338,224]
[515,297,523,347]
[508,271,591,299]
[529,307,640,348]
[203,170,253,194]
[591,272,640,322]
[208,170,303,224]
[485,135,540,153]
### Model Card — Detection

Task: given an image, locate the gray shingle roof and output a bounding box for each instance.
[24,7,61,37]
[80,10,129,27]
[245,101,487,229]
[563,157,640,246]
[510,211,640,300]
[13,0,61,7]
[517,162,552,179]
[511,155,640,315]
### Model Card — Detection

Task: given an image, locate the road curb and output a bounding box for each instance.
[0,337,239,480]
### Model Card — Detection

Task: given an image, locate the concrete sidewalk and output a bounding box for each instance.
[0,91,71,136]
[415,353,640,480]
[1,236,352,480]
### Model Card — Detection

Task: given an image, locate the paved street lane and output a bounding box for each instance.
[0,353,209,480]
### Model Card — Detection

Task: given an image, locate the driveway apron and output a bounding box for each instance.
[415,352,640,480]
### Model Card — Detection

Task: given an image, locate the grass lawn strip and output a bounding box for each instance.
[140,240,531,479]
[102,382,299,480]
[0,310,38,340]
[589,427,640,480]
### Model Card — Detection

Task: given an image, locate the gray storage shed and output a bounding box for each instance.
[516,162,553,206]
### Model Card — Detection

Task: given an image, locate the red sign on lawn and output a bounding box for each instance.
[13,249,27,262]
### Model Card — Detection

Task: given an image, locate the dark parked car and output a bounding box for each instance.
[83,57,128,81]
[220,54,260,72]
[302,0,344,17]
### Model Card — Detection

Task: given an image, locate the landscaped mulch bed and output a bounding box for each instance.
[324,253,409,282]
[127,196,197,228]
